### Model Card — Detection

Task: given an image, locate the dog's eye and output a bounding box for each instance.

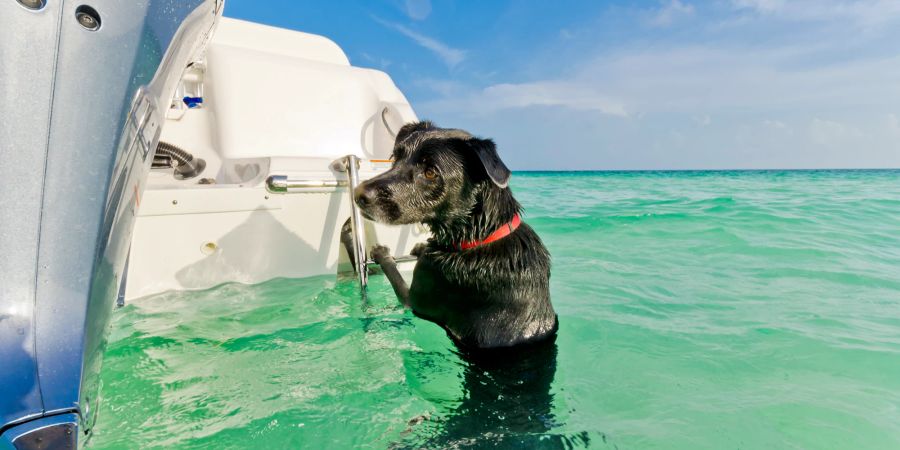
[423,168,438,180]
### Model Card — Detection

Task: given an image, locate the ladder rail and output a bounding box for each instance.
[344,155,368,287]
[270,154,421,291]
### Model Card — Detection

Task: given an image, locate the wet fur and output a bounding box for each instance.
[356,121,557,350]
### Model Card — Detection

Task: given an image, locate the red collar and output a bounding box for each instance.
[456,214,522,250]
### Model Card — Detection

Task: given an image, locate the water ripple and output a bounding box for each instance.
[90,171,900,449]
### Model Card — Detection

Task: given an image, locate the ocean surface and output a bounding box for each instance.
[88,170,900,449]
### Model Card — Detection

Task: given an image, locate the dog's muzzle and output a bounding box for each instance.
[354,185,375,207]
[353,184,378,219]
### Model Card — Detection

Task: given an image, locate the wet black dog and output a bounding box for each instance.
[354,121,557,350]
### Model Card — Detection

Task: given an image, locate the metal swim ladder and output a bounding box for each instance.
[266,154,417,290]
[264,155,368,288]
[331,155,369,288]
[328,155,417,289]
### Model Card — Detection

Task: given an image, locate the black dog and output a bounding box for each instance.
[354,121,557,350]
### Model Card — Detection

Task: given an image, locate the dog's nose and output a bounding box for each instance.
[354,185,376,208]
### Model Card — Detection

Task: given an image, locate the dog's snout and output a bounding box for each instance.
[354,184,377,208]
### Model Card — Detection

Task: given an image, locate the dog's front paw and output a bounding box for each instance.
[369,245,393,264]
[410,243,427,257]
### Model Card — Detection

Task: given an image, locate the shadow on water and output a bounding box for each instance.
[396,336,591,449]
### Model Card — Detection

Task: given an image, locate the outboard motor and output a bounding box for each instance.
[0,1,221,448]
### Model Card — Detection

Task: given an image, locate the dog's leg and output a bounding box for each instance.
[370,245,411,306]
[339,218,356,268]
[410,242,426,257]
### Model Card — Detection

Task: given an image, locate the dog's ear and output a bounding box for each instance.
[395,121,434,145]
[467,138,511,188]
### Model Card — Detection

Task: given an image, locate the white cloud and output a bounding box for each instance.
[412,78,469,97]
[648,0,695,27]
[732,0,900,29]
[482,82,628,116]
[886,114,900,134]
[412,1,900,169]
[374,18,466,69]
[763,119,787,130]
[424,42,900,119]
[404,0,431,21]
[358,52,392,69]
[578,45,900,115]
[732,0,785,13]
[417,1,900,117]
[424,80,628,117]
[809,118,861,145]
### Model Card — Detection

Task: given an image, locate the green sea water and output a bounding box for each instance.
[88,170,900,449]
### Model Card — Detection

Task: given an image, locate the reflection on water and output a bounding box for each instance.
[88,275,597,449]
[398,338,580,449]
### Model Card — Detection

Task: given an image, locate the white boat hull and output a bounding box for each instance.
[126,167,427,300]
[124,17,428,300]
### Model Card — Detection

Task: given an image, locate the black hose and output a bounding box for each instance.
[155,141,206,180]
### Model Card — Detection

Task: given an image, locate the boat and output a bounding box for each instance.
[0,2,425,448]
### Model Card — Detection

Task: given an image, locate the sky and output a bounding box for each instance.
[225,0,900,170]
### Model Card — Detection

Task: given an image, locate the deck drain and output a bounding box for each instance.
[201,241,218,255]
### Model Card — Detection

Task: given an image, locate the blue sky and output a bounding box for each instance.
[225,0,900,170]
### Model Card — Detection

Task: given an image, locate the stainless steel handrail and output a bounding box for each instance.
[265,175,348,193]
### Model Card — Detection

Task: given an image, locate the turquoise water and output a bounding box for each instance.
[88,170,900,449]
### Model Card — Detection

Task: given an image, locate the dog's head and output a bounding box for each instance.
[354,121,511,226]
